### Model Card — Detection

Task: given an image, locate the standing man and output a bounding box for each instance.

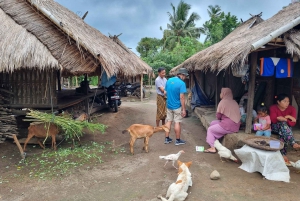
[155,67,167,127]
[164,68,188,145]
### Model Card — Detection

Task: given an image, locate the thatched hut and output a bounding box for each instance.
[0,0,152,138]
[0,0,151,109]
[170,2,300,133]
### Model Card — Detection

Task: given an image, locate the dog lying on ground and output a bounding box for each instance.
[158,160,192,201]
[122,124,169,155]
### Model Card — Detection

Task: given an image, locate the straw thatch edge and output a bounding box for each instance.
[170,2,300,75]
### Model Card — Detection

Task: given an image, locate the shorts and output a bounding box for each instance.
[166,107,183,123]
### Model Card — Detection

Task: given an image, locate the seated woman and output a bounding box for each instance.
[205,88,241,153]
[270,93,300,164]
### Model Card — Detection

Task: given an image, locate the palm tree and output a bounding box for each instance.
[200,5,222,42]
[200,5,239,44]
[207,5,221,18]
[162,0,202,50]
[200,21,211,43]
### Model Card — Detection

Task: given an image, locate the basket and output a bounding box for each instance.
[232,64,249,77]
[242,136,284,151]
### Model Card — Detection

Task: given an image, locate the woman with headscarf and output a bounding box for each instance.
[204,88,241,153]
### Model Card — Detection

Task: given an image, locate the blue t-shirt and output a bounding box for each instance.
[165,77,187,110]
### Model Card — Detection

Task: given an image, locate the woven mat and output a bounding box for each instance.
[242,136,283,151]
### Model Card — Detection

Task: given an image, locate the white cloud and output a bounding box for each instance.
[56,0,290,55]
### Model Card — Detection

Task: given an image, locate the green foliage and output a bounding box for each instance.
[89,76,99,86]
[137,3,239,75]
[200,5,239,44]
[26,110,107,141]
[18,141,105,180]
[69,76,98,87]
[136,37,162,58]
[142,37,208,74]
[162,0,202,50]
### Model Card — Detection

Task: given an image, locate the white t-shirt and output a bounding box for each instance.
[155,76,167,96]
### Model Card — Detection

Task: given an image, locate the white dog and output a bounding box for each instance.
[158,161,192,201]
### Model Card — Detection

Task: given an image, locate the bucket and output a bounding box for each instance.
[270,140,280,149]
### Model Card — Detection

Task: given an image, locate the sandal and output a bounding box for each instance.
[204,149,217,154]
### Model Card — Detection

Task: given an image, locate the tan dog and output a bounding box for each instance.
[158,161,192,201]
[122,124,169,155]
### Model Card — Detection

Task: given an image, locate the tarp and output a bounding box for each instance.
[234,145,290,182]
[101,71,116,87]
[191,74,214,110]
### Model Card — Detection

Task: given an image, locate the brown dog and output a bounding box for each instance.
[122,124,169,155]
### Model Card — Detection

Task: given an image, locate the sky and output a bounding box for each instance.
[56,0,291,55]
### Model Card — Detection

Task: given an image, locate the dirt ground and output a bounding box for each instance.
[1,89,300,201]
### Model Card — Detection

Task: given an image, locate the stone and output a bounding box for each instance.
[210,170,220,180]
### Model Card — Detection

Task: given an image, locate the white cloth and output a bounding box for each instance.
[234,145,290,182]
[270,57,280,66]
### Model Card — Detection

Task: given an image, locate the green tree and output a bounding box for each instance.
[200,5,239,44]
[136,37,162,58]
[161,0,202,50]
[142,37,208,74]
[207,5,221,18]
[222,12,239,38]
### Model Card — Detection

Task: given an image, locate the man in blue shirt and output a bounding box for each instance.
[164,68,188,145]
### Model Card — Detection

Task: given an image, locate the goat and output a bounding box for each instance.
[122,124,169,155]
[23,122,59,151]
[74,113,88,121]
[23,113,88,152]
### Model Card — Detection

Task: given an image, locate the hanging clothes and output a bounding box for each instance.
[275,58,293,78]
[260,57,293,78]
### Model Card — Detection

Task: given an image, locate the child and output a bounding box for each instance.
[240,99,257,127]
[255,103,271,137]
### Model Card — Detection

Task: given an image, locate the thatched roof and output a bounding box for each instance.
[0,7,59,73]
[170,2,300,74]
[0,0,152,77]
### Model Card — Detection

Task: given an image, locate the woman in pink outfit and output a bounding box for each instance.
[204,88,241,153]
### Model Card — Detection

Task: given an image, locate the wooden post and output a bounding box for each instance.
[13,134,25,160]
[57,70,61,91]
[245,52,258,134]
[61,77,64,89]
[75,76,78,87]
[84,74,89,115]
[67,77,70,89]
[190,72,194,88]
[141,74,143,102]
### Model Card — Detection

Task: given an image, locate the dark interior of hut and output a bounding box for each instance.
[0,70,107,138]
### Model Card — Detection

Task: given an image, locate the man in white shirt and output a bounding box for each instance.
[155,67,167,127]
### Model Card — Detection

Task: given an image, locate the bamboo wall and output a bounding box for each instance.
[0,69,57,108]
